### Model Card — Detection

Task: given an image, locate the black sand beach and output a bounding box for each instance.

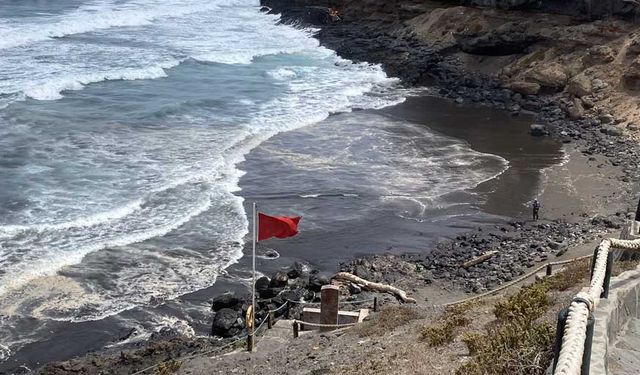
[0,94,564,373]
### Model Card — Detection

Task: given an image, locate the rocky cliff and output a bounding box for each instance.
[262,0,640,138]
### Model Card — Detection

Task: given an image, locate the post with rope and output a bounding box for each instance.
[552,307,569,373]
[581,313,595,375]
[247,202,258,352]
[293,321,299,338]
[320,285,340,332]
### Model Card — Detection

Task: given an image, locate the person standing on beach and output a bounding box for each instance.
[532,199,541,221]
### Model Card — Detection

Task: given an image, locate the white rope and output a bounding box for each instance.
[269,301,288,314]
[415,254,594,309]
[553,238,640,375]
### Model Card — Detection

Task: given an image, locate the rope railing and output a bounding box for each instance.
[553,237,640,375]
[439,254,594,308]
[133,229,639,374]
[132,300,290,374]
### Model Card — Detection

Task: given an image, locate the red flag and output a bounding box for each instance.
[258,213,301,241]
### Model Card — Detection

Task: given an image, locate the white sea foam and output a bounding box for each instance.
[23,62,179,100]
[0,344,9,362]
[0,0,238,50]
[0,0,402,329]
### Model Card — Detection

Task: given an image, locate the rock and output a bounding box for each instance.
[269,271,289,288]
[507,81,540,96]
[255,276,270,292]
[585,45,615,65]
[211,308,241,337]
[348,283,362,294]
[603,126,622,136]
[522,99,541,111]
[526,63,567,89]
[274,288,310,306]
[259,286,283,299]
[353,264,373,280]
[211,293,242,311]
[627,37,640,56]
[308,274,330,292]
[264,249,279,258]
[548,240,564,250]
[566,74,592,97]
[455,97,464,104]
[581,96,594,109]
[454,22,542,56]
[530,123,549,136]
[592,79,608,91]
[599,114,615,124]
[303,6,338,25]
[287,261,307,279]
[567,99,585,120]
[623,58,640,90]
[627,123,639,131]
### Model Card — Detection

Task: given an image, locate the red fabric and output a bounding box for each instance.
[258,213,301,241]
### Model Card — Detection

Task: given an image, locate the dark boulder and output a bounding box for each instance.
[211,293,242,311]
[303,6,339,25]
[211,308,241,338]
[308,274,330,292]
[530,124,549,136]
[259,287,283,299]
[255,276,270,292]
[269,271,289,288]
[287,261,308,279]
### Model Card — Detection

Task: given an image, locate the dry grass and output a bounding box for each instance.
[545,259,590,291]
[420,304,471,347]
[353,305,421,337]
[154,360,181,375]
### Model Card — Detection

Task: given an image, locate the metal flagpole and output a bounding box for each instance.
[250,202,257,351]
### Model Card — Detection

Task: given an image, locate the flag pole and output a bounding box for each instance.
[250,202,257,351]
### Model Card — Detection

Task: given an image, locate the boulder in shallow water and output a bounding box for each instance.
[530,123,548,136]
[287,261,308,279]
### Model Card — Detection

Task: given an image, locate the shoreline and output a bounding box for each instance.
[27,2,640,373]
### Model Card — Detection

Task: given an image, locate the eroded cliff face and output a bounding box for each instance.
[262,0,640,138]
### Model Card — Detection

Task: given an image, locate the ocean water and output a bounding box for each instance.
[0,0,537,369]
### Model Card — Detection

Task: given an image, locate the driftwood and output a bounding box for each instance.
[461,251,498,269]
[332,272,417,303]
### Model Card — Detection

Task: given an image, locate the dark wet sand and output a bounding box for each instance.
[230,95,564,279]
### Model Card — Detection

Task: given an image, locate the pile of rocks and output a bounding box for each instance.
[340,214,629,295]
[412,216,626,292]
[209,262,331,338]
